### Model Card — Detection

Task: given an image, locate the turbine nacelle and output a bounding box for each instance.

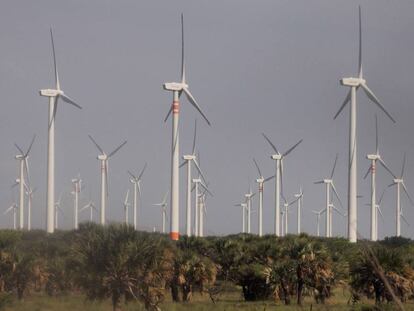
[192,178,201,183]
[367,154,380,160]
[39,88,64,97]
[183,154,196,160]
[163,82,188,92]
[324,179,333,184]
[394,178,403,183]
[340,77,366,87]
[15,155,24,160]
[97,154,107,161]
[256,178,264,183]
[271,154,282,160]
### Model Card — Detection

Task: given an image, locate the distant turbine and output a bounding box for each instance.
[14,135,35,229]
[71,175,82,229]
[282,195,299,236]
[363,116,395,241]
[312,209,324,237]
[388,154,414,237]
[122,189,130,225]
[163,14,211,240]
[252,158,275,236]
[153,191,169,233]
[334,6,395,242]
[244,188,255,234]
[80,200,97,222]
[262,133,303,236]
[4,203,18,230]
[234,202,247,233]
[192,178,211,237]
[128,163,147,230]
[294,187,304,234]
[40,29,82,233]
[314,154,344,237]
[54,193,64,230]
[24,185,36,231]
[89,135,127,225]
[365,188,387,239]
[180,120,206,237]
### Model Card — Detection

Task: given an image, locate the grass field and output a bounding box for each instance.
[4,288,414,311]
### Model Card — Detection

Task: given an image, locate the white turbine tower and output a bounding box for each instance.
[253,158,275,236]
[71,176,82,229]
[314,154,344,238]
[122,189,130,225]
[363,116,395,241]
[40,29,82,233]
[262,133,303,236]
[294,188,304,234]
[128,163,147,230]
[388,154,414,237]
[24,185,36,231]
[14,135,35,229]
[333,6,395,242]
[365,188,386,239]
[88,135,127,225]
[312,209,324,237]
[163,14,211,241]
[234,202,247,233]
[4,203,18,230]
[180,120,206,237]
[192,178,211,237]
[282,195,299,236]
[153,191,169,234]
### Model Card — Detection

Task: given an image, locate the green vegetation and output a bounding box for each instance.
[0,225,414,310]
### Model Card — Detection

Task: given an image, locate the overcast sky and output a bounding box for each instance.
[0,0,414,239]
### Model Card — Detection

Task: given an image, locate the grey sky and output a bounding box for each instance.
[0,0,414,238]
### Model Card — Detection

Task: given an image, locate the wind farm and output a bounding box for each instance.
[1,1,414,310]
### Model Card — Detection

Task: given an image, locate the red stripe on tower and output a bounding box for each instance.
[173,101,179,114]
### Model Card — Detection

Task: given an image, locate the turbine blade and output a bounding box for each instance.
[164,106,173,123]
[4,205,14,215]
[199,181,213,197]
[192,119,197,155]
[124,189,130,205]
[193,159,207,184]
[378,188,386,205]
[24,158,31,188]
[253,158,262,177]
[283,139,303,157]
[182,87,211,126]
[314,180,324,184]
[360,83,396,123]
[330,153,338,179]
[377,206,384,221]
[24,134,36,158]
[181,13,185,84]
[401,153,406,178]
[333,90,351,120]
[162,191,169,205]
[375,114,379,154]
[179,161,187,168]
[108,140,127,158]
[378,158,396,179]
[358,5,363,79]
[127,170,136,180]
[264,175,275,183]
[331,183,344,210]
[50,28,60,90]
[401,214,410,227]
[402,182,414,206]
[49,97,58,129]
[363,165,371,180]
[61,94,82,109]
[262,133,279,154]
[88,135,105,154]
[14,143,24,155]
[137,162,147,181]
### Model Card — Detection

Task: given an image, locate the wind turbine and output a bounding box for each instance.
[294,187,304,234]
[24,185,36,231]
[122,189,130,225]
[333,6,395,243]
[88,135,127,225]
[192,178,211,237]
[71,175,82,229]
[282,195,299,236]
[314,154,344,238]
[153,191,169,233]
[312,209,324,237]
[363,116,395,241]
[181,120,206,237]
[253,158,275,236]
[365,188,386,239]
[244,188,255,234]
[40,29,82,233]
[262,133,303,236]
[54,193,64,230]
[4,203,18,230]
[128,163,147,230]
[163,14,211,240]
[388,154,414,237]
[80,200,97,222]
[234,202,248,233]
[14,135,35,229]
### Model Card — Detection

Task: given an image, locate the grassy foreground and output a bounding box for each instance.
[5,289,414,311]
